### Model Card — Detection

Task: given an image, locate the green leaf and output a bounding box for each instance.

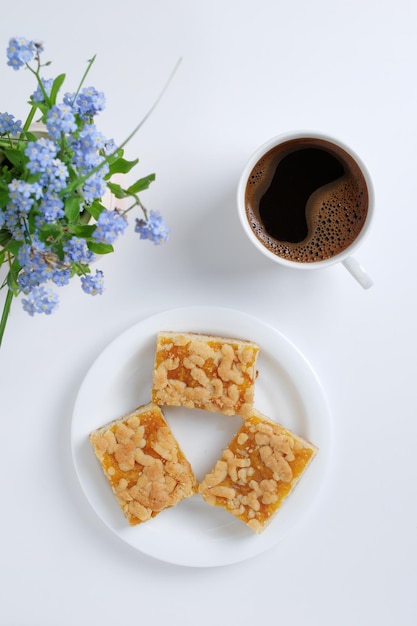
[23,131,39,142]
[106,157,139,177]
[127,173,155,195]
[4,239,22,257]
[0,190,10,208]
[0,231,10,248]
[87,241,114,255]
[87,200,105,220]
[71,262,90,277]
[72,224,96,238]
[50,73,66,105]
[6,259,21,294]
[26,173,42,185]
[38,223,62,242]
[106,182,128,199]
[3,148,26,169]
[65,196,82,222]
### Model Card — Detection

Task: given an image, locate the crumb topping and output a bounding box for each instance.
[198,410,317,532]
[152,332,259,417]
[90,403,197,525]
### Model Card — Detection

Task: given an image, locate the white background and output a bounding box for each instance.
[1,1,416,624]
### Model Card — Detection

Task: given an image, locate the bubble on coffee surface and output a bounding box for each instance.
[248,157,268,186]
[245,139,369,263]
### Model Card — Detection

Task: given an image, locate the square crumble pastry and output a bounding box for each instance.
[89,403,197,526]
[151,331,259,418]
[198,409,318,533]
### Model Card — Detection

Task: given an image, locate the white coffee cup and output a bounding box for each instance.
[237,131,374,289]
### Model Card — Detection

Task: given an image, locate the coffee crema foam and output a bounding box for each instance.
[245,138,369,263]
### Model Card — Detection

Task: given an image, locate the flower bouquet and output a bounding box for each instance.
[0,37,170,346]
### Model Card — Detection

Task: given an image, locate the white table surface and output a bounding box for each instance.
[1,1,416,624]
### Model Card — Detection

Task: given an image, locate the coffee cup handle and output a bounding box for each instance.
[342,255,374,289]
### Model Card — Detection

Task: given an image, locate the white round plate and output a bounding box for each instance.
[71,306,332,567]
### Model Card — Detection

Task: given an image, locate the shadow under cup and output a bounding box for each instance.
[237,132,374,279]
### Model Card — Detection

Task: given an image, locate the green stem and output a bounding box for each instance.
[61,57,183,197]
[122,196,147,219]
[0,287,13,348]
[25,62,51,108]
[22,104,38,132]
[116,57,182,153]
[70,54,97,105]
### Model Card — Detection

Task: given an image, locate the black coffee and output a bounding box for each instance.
[245,137,369,262]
